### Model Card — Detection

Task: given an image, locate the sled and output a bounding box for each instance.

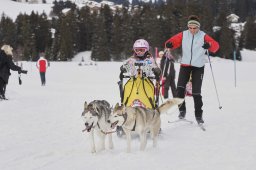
[119,60,158,109]
[185,81,192,96]
[122,76,156,109]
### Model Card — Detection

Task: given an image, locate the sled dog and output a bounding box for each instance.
[108,98,184,152]
[81,100,114,153]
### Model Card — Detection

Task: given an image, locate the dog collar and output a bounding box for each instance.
[97,122,116,135]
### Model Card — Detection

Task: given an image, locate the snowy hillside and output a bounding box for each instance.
[0,0,53,20]
[0,52,256,170]
[0,0,156,20]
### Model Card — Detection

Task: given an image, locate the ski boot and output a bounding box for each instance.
[196,117,204,124]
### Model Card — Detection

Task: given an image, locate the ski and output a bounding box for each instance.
[168,119,193,124]
[168,119,206,131]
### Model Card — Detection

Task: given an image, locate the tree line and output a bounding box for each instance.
[1,0,256,61]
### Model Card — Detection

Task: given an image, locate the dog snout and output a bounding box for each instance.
[85,122,89,126]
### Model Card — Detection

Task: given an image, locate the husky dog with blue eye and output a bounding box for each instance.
[81,100,113,153]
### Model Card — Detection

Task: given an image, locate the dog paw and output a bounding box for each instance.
[109,144,114,150]
[91,148,96,153]
[98,146,105,152]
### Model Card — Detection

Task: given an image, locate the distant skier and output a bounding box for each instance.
[0,45,28,100]
[36,53,48,86]
[164,15,219,124]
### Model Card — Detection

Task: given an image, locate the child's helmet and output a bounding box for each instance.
[133,39,149,57]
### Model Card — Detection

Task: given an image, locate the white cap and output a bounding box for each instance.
[159,51,164,56]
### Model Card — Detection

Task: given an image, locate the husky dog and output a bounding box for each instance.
[81,100,114,153]
[108,98,184,152]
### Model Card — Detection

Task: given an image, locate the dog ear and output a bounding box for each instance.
[121,105,126,113]
[84,101,88,110]
[114,103,119,111]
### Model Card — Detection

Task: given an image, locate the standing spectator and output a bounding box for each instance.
[159,50,177,99]
[164,15,219,124]
[0,45,27,100]
[36,53,48,86]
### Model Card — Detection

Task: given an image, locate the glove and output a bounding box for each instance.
[19,70,28,74]
[152,68,161,81]
[202,42,210,49]
[120,65,127,73]
[166,42,173,48]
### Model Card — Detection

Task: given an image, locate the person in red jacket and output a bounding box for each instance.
[36,54,48,86]
[164,15,219,124]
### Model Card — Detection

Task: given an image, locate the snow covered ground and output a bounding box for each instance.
[1,50,256,170]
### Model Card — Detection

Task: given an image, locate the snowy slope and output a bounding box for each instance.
[0,0,53,20]
[0,51,256,170]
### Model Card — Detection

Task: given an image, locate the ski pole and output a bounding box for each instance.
[233,50,237,87]
[207,50,222,109]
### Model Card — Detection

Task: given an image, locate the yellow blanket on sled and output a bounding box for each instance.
[122,77,155,109]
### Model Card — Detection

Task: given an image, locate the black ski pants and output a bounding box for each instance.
[177,65,204,118]
[163,62,177,98]
[40,72,46,85]
[0,78,6,97]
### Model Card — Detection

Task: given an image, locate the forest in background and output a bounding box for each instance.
[1,0,256,61]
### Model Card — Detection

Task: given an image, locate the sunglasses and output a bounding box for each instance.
[188,27,198,30]
[134,48,146,53]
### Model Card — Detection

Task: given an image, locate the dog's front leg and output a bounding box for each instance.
[151,129,158,148]
[89,130,96,153]
[140,131,147,151]
[108,134,114,149]
[97,131,106,151]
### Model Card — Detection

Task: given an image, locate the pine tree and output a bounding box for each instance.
[15,14,35,61]
[243,16,256,50]
[111,9,124,60]
[35,13,51,54]
[119,7,133,59]
[219,21,235,59]
[58,11,77,61]
[0,14,16,46]
[91,5,113,61]
[91,12,110,61]
[77,6,93,51]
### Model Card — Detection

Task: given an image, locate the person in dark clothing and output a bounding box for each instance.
[159,51,177,99]
[0,45,27,100]
[164,15,219,124]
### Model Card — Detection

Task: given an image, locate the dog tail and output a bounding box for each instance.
[157,98,184,114]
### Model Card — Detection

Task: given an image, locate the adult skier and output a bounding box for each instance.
[164,15,219,124]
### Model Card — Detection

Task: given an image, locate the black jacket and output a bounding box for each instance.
[0,50,22,83]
